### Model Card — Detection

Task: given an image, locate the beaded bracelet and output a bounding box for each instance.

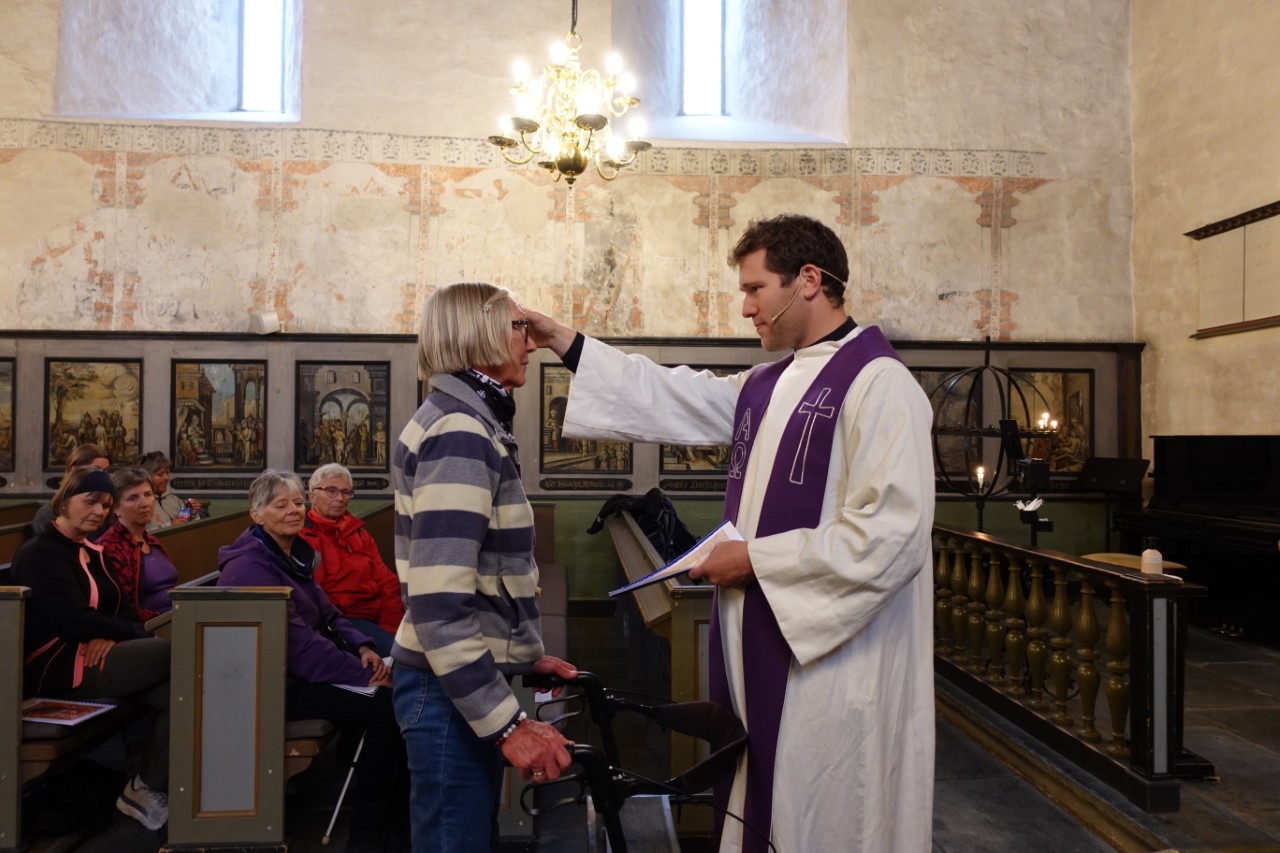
[494,711,527,747]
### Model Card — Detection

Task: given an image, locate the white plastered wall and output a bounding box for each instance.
[1131,0,1280,442]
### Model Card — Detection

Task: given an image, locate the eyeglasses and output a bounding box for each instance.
[317,486,355,500]
[511,318,531,342]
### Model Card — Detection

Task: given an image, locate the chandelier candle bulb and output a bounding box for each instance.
[976,466,985,489]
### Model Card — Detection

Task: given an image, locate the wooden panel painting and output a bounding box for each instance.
[44,359,142,469]
[171,361,268,472]
[1009,368,1094,474]
[540,365,632,474]
[295,362,391,473]
[0,359,12,471]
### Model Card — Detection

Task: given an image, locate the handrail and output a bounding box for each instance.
[931,523,1195,812]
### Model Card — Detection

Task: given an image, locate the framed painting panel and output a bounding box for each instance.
[911,367,982,480]
[659,365,736,475]
[0,359,13,471]
[295,362,391,473]
[44,359,142,470]
[540,364,633,474]
[1010,368,1094,475]
[171,361,268,472]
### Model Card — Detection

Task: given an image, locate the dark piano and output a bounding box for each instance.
[1114,435,1280,644]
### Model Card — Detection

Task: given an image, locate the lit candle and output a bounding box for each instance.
[976,466,985,489]
[1051,419,1058,431]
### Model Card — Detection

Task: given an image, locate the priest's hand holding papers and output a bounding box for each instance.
[609,520,746,596]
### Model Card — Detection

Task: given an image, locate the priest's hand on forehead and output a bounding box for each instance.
[524,310,577,356]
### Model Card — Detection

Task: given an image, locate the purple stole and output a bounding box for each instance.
[709,326,901,850]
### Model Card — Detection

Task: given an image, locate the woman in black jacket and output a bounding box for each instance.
[13,468,171,832]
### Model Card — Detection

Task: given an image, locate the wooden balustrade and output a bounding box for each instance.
[932,523,1202,812]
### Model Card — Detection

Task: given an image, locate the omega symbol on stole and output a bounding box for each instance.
[728,410,752,480]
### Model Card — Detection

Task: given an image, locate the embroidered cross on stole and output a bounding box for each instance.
[709,326,901,851]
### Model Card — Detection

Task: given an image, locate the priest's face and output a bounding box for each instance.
[738,249,805,352]
[479,299,537,391]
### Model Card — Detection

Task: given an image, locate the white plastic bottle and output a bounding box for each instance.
[1140,537,1163,574]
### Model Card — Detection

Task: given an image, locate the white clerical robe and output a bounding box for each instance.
[563,327,936,853]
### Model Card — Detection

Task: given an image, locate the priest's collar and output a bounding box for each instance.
[803,316,858,349]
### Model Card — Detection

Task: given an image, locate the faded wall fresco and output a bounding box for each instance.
[0,118,1129,342]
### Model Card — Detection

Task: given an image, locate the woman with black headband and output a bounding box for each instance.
[13,467,172,832]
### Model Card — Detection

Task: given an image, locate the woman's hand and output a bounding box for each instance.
[530,655,578,699]
[82,638,117,669]
[359,646,390,684]
[500,718,573,782]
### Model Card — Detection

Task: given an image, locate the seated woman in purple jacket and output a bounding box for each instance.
[217,469,406,853]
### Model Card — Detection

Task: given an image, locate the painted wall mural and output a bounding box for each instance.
[0,118,1132,344]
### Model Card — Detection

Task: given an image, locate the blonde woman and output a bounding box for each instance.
[392,282,576,852]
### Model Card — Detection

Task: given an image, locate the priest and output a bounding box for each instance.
[528,214,935,852]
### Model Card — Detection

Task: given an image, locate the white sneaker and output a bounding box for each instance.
[116,774,168,830]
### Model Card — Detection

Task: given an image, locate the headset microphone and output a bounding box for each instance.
[767,282,803,324]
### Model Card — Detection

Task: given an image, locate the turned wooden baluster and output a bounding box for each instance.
[1103,580,1131,759]
[1047,563,1076,727]
[935,538,955,649]
[966,546,987,671]
[983,550,1007,685]
[1023,559,1050,712]
[1002,556,1027,696]
[1074,578,1102,741]
[949,544,971,665]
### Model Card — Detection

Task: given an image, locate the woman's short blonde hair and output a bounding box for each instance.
[417,282,514,382]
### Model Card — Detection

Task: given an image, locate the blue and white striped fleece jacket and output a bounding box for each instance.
[390,372,543,740]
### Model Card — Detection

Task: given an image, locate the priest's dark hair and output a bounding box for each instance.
[728,214,848,307]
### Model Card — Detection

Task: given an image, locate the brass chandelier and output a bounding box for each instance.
[487,0,651,186]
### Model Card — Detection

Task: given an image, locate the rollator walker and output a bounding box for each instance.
[522,671,748,853]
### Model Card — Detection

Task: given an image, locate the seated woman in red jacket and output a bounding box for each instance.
[299,462,404,656]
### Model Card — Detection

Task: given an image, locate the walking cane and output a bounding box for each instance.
[320,731,366,845]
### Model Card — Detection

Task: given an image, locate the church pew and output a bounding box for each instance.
[0,586,25,852]
[358,500,394,569]
[165,585,294,849]
[0,503,41,528]
[0,523,31,567]
[152,509,251,584]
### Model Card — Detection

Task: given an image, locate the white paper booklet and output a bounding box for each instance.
[608,520,743,597]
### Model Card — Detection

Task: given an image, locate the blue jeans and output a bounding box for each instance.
[393,665,506,853]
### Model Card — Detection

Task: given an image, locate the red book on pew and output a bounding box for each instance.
[22,698,116,727]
